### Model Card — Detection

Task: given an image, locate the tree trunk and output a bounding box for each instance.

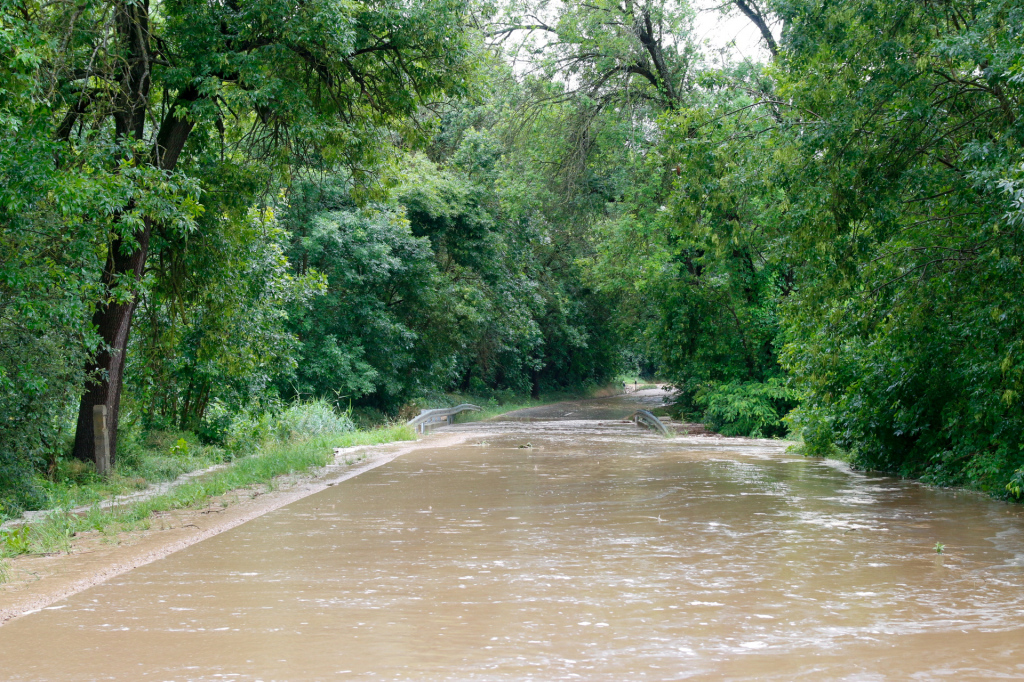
[72,0,153,467]
[72,223,153,463]
[72,96,195,464]
[71,0,198,466]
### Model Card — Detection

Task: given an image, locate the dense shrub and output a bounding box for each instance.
[694,380,797,438]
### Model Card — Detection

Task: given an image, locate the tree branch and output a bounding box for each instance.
[733,0,777,57]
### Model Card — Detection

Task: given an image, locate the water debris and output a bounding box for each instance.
[934,542,945,554]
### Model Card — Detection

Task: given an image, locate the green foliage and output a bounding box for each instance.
[0,4,101,515]
[694,379,797,438]
[106,426,219,484]
[277,400,356,439]
[281,82,622,412]
[282,180,452,408]
[0,526,31,556]
[5,0,1021,514]
[1007,468,1024,499]
[0,0,473,507]
[784,406,844,459]
[492,0,697,110]
[223,399,355,457]
[771,0,1024,492]
[579,56,790,417]
[579,0,1024,494]
[130,205,324,431]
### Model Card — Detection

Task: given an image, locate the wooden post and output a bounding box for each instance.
[92,405,111,475]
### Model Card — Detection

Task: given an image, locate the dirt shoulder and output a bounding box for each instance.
[0,431,477,626]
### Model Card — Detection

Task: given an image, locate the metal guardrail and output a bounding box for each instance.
[632,409,672,437]
[407,404,482,434]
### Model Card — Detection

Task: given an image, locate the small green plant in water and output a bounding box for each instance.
[1006,468,1024,499]
[934,542,945,554]
[0,558,10,584]
[1,526,31,555]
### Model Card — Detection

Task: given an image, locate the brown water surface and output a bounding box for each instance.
[2,396,1024,680]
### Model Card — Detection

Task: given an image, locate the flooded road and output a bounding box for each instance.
[2,393,1024,680]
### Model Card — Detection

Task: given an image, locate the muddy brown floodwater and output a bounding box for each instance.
[2,393,1024,680]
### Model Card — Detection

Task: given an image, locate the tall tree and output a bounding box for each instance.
[771,0,1024,485]
[27,0,472,464]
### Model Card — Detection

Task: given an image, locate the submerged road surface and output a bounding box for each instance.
[2,392,1024,680]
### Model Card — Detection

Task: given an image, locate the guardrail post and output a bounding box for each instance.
[93,405,111,475]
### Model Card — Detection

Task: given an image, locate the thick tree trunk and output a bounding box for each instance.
[72,223,153,464]
[72,0,153,467]
[71,100,198,465]
[72,101,195,465]
[70,0,197,467]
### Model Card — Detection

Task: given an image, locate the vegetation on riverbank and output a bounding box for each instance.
[1,429,390,559]
[0,402,417,560]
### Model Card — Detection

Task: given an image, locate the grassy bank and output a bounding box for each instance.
[0,423,414,565]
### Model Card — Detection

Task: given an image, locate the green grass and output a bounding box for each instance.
[103,425,415,528]
[35,430,232,513]
[0,424,416,559]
